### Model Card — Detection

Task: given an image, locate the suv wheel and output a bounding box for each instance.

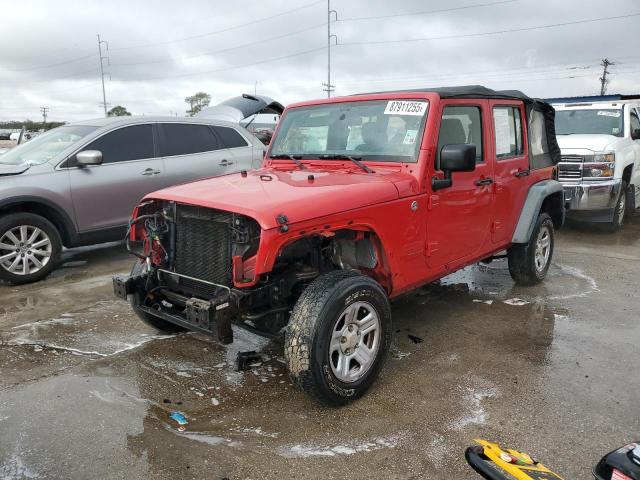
[606,181,629,232]
[0,213,61,285]
[507,212,554,286]
[129,260,186,333]
[285,270,392,406]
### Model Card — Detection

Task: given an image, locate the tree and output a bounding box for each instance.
[185,92,211,116]
[107,105,132,117]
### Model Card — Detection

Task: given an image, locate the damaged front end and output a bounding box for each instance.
[113,200,263,344]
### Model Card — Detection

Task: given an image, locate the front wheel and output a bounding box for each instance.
[605,181,630,233]
[285,270,392,406]
[507,212,554,286]
[129,260,186,333]
[0,213,61,285]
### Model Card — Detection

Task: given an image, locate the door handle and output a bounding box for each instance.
[514,169,530,177]
[219,159,234,166]
[141,168,160,176]
[474,177,494,186]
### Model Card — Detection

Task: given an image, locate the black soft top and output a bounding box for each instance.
[353,85,560,169]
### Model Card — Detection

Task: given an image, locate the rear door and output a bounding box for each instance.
[427,100,494,268]
[489,101,530,245]
[67,123,165,231]
[211,125,259,170]
[156,122,230,186]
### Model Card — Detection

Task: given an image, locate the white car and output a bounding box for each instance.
[554,100,640,231]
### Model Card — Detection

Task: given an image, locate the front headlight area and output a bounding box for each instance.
[583,151,615,179]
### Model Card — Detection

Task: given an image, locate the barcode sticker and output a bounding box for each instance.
[384,101,428,116]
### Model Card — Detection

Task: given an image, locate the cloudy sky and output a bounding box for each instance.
[1,0,639,122]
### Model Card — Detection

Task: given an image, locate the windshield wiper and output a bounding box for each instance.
[318,154,374,173]
[270,153,306,170]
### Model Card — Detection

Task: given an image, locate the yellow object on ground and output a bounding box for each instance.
[474,439,565,480]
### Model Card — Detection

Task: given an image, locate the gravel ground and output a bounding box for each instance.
[0,216,638,479]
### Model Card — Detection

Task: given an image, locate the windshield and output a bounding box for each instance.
[0,125,98,165]
[270,99,429,163]
[555,109,623,137]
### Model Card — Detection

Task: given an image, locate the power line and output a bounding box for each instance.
[4,53,95,73]
[111,22,327,67]
[339,0,519,22]
[109,0,324,51]
[338,12,640,46]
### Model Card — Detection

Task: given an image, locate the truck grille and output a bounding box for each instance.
[173,204,232,298]
[558,155,584,182]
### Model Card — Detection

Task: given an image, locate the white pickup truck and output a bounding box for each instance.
[553,100,640,231]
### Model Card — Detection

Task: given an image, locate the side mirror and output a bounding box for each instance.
[76,150,103,166]
[432,144,476,190]
[631,128,640,140]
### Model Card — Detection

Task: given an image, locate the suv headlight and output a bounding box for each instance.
[593,151,615,162]
[583,152,615,178]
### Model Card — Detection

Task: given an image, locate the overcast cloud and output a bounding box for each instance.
[1,0,639,122]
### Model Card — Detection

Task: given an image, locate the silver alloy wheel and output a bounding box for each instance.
[534,225,551,273]
[329,301,381,383]
[617,191,626,226]
[0,225,52,276]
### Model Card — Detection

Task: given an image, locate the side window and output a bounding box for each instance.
[493,106,524,159]
[158,123,220,157]
[437,106,483,165]
[529,110,549,156]
[77,124,154,165]
[630,110,640,136]
[213,126,249,149]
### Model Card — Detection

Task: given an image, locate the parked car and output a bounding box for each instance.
[0,116,265,284]
[114,86,564,405]
[554,100,640,231]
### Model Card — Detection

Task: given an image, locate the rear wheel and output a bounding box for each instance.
[0,213,61,285]
[507,213,554,286]
[129,260,186,333]
[285,270,392,406]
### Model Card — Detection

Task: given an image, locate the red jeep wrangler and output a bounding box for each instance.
[114,86,564,405]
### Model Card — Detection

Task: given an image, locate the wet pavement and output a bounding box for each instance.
[1,217,639,479]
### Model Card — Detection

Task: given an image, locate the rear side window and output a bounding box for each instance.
[493,106,523,159]
[80,124,154,165]
[437,106,483,164]
[529,110,549,156]
[213,126,249,148]
[158,123,220,157]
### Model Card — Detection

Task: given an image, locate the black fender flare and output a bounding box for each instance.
[512,180,564,243]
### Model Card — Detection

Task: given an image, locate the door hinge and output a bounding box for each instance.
[428,195,439,211]
[490,221,501,233]
[426,241,439,257]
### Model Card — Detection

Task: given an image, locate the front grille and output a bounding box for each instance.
[173,204,232,297]
[558,158,583,182]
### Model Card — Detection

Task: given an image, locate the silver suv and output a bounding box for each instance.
[0,116,265,284]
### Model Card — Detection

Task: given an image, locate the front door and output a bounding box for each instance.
[489,101,530,245]
[427,100,494,269]
[67,123,165,232]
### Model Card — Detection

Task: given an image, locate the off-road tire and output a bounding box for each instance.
[129,260,186,333]
[606,181,631,232]
[0,213,62,285]
[507,213,554,286]
[285,270,392,406]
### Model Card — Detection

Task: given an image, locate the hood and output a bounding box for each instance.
[196,94,284,123]
[556,134,619,153]
[147,167,402,230]
[0,162,30,176]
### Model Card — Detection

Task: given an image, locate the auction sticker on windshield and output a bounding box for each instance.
[384,100,428,116]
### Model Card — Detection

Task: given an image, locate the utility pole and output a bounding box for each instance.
[322,0,337,97]
[599,58,614,96]
[40,106,49,127]
[97,34,109,116]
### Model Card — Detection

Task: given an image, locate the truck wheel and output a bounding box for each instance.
[285,270,392,406]
[129,260,186,333]
[606,181,630,231]
[507,212,554,286]
[0,213,61,285]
